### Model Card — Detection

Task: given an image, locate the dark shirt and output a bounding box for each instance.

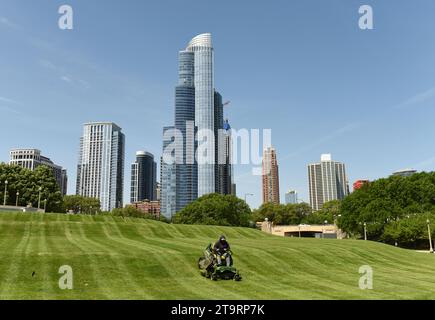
[214,240,230,253]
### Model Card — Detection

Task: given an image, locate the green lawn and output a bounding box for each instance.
[0,212,434,299]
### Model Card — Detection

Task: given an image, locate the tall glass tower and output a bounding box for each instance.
[186,33,215,196]
[162,33,225,217]
[175,50,197,212]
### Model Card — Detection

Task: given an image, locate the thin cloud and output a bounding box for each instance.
[39,59,59,71]
[39,60,90,88]
[0,16,18,29]
[281,122,361,162]
[61,75,73,83]
[394,86,435,109]
[233,122,360,180]
[0,96,19,105]
[412,156,435,170]
[0,105,22,115]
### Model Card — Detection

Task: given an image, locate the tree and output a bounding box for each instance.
[63,195,101,214]
[382,213,435,249]
[173,193,251,227]
[339,172,435,241]
[252,202,312,225]
[303,200,341,225]
[0,163,63,212]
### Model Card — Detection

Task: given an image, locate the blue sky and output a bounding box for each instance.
[1,0,435,209]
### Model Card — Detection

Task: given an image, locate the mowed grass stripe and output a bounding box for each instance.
[98,222,208,299]
[63,222,112,299]
[70,222,149,299]
[0,219,32,298]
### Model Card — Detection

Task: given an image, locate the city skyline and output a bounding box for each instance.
[1,1,435,209]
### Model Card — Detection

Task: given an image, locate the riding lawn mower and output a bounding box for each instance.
[198,244,242,281]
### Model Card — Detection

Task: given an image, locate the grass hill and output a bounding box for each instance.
[0,212,435,299]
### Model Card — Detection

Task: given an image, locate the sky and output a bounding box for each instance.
[0,0,435,209]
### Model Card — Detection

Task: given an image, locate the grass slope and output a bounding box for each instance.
[0,213,435,299]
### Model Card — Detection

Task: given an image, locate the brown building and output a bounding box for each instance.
[353,179,369,191]
[262,147,280,204]
[131,200,161,219]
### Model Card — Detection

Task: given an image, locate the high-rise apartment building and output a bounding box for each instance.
[187,33,215,197]
[10,149,68,195]
[392,169,417,177]
[161,126,177,219]
[217,119,234,195]
[156,182,161,201]
[131,151,157,203]
[76,122,125,212]
[174,50,198,213]
[308,154,349,211]
[161,33,231,217]
[262,147,280,204]
[285,190,298,204]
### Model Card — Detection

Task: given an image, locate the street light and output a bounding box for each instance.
[38,187,42,209]
[363,222,367,241]
[3,180,8,206]
[16,192,19,207]
[427,219,434,253]
[244,193,254,203]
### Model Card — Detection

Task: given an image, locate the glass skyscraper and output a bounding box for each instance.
[186,33,215,196]
[76,122,125,212]
[175,50,198,212]
[161,33,232,218]
[131,151,157,203]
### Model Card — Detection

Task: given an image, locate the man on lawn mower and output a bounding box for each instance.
[213,235,231,267]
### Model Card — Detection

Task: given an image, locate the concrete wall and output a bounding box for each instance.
[261,221,346,239]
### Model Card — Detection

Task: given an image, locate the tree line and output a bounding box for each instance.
[338,172,435,248]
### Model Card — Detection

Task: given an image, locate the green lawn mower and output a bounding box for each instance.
[198,244,242,281]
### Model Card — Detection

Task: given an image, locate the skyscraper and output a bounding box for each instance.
[186,33,215,197]
[308,154,349,211]
[262,147,280,204]
[217,119,234,195]
[161,126,177,219]
[76,122,125,212]
[10,149,68,196]
[161,33,231,216]
[131,151,157,203]
[161,33,231,217]
[285,190,298,204]
[174,50,197,212]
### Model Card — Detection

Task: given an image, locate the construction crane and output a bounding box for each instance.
[223,101,231,107]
